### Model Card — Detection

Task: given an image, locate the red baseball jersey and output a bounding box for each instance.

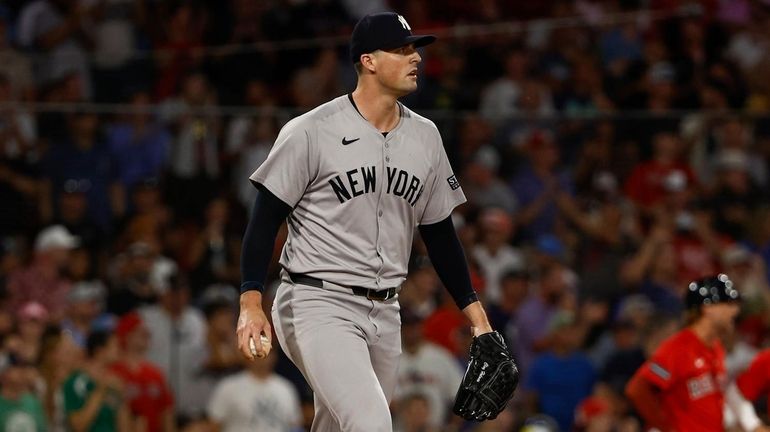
[111,361,174,432]
[737,350,770,416]
[623,162,697,208]
[637,328,726,431]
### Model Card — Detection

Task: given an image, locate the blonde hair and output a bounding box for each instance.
[685,307,702,325]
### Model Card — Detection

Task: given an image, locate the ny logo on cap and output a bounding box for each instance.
[397,14,411,31]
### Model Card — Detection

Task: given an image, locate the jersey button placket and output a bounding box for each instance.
[376,131,397,285]
[374,135,387,289]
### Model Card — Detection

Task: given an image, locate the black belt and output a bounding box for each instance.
[289,273,397,301]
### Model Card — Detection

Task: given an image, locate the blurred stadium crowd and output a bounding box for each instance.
[0,0,769,431]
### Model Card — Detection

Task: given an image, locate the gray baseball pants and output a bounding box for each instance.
[272,273,402,432]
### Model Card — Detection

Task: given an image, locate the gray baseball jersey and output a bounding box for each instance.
[250,95,466,290]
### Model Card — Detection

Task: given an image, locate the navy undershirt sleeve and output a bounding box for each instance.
[240,185,293,293]
[418,216,479,309]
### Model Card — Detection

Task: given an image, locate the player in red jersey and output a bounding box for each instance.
[737,350,770,424]
[625,274,762,431]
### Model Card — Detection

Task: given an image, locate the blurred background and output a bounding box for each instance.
[0,0,769,431]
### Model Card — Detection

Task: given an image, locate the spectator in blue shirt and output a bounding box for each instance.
[524,311,596,431]
[511,129,574,241]
[42,111,120,231]
[107,90,171,197]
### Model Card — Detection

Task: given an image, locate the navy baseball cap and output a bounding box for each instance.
[350,12,436,63]
[685,273,740,310]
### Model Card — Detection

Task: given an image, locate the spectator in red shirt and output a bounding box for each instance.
[6,225,76,321]
[110,312,175,432]
[422,291,466,357]
[153,4,206,100]
[624,132,697,214]
[736,349,770,424]
[648,169,728,287]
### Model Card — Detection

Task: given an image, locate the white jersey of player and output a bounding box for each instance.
[251,95,465,290]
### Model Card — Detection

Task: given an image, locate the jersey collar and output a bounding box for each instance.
[345,93,405,138]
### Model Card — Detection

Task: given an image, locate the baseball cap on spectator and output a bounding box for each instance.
[520,414,560,432]
[662,170,688,192]
[349,12,436,63]
[60,178,92,195]
[501,267,529,281]
[126,241,153,258]
[150,259,178,295]
[715,149,749,172]
[115,312,144,347]
[592,171,619,197]
[200,283,239,307]
[648,61,676,83]
[17,301,48,322]
[574,396,611,427]
[546,310,576,334]
[34,225,79,252]
[616,294,655,322]
[525,129,556,151]
[68,281,105,304]
[535,234,566,260]
[472,146,501,172]
[479,207,514,235]
[722,244,752,266]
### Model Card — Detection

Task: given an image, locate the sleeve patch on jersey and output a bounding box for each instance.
[650,363,671,381]
[447,175,460,190]
[687,374,716,400]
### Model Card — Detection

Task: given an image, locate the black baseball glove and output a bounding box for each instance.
[452,331,519,421]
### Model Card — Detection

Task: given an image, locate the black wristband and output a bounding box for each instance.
[240,281,265,293]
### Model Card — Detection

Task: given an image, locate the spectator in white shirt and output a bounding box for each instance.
[394,308,463,429]
[139,272,208,421]
[472,207,525,305]
[206,351,302,432]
